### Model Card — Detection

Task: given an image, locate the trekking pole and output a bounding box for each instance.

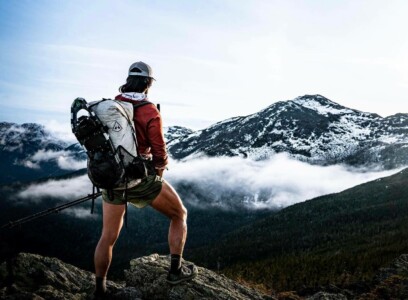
[0,192,102,230]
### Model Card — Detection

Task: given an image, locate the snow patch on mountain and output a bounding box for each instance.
[293,94,355,116]
[0,122,67,153]
[163,125,194,143]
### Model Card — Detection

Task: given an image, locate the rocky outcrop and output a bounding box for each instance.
[358,254,408,300]
[125,254,274,300]
[0,253,273,300]
[306,292,348,300]
[2,252,408,300]
[0,252,139,300]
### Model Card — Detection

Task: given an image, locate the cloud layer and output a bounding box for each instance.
[20,149,86,170]
[18,175,92,202]
[164,154,401,209]
[16,154,402,211]
[62,207,99,219]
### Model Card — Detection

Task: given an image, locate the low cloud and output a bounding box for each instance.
[165,154,402,210]
[16,175,98,219]
[30,149,67,161]
[40,119,77,143]
[56,156,87,170]
[18,175,92,202]
[63,207,99,219]
[16,154,403,212]
[21,149,86,171]
[20,160,40,169]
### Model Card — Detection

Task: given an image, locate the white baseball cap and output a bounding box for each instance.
[128,61,155,80]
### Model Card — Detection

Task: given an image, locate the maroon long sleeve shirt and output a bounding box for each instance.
[115,94,168,169]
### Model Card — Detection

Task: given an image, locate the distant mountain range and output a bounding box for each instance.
[0,123,192,185]
[168,94,408,169]
[0,122,86,184]
[1,94,407,185]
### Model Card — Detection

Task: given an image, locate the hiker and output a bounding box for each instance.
[93,62,197,297]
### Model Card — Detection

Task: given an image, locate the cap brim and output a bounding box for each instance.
[128,72,156,81]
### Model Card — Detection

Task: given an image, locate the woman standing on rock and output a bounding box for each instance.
[93,61,197,298]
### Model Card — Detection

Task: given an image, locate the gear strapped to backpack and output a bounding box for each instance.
[71,98,152,191]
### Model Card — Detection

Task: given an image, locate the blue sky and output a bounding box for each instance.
[1,0,408,132]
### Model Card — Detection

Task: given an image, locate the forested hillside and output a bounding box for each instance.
[188,168,408,293]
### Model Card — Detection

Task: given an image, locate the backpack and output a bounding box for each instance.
[71,97,151,190]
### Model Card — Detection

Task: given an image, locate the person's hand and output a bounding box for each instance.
[156,168,164,178]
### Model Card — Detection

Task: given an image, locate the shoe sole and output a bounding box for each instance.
[166,272,197,285]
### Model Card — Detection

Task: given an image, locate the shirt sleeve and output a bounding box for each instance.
[146,108,169,169]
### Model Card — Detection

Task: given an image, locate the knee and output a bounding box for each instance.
[101,230,120,246]
[181,206,188,222]
[173,205,187,223]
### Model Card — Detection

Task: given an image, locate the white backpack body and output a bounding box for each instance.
[89,99,137,159]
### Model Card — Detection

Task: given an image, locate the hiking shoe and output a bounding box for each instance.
[92,289,111,300]
[92,291,107,300]
[166,263,198,285]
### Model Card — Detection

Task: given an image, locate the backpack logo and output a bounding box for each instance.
[112,121,122,132]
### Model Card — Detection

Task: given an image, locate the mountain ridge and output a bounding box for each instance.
[168,94,408,169]
[0,122,86,184]
[1,94,407,186]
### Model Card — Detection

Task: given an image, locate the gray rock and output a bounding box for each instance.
[375,253,408,283]
[306,292,348,300]
[124,253,274,300]
[0,252,125,300]
[0,252,274,300]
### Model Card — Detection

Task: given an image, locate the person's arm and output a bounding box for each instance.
[156,168,164,177]
[146,107,168,176]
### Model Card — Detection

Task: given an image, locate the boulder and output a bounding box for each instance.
[124,254,274,300]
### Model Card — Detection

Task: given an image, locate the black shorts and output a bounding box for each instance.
[102,175,163,208]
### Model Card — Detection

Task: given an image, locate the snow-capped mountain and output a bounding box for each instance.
[0,122,195,185]
[0,122,86,184]
[1,94,406,185]
[168,95,408,169]
[163,126,194,143]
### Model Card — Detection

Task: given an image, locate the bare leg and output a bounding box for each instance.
[94,201,126,278]
[150,180,187,255]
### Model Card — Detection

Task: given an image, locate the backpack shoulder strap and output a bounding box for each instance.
[132,101,155,110]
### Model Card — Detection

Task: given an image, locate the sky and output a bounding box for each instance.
[1,0,408,132]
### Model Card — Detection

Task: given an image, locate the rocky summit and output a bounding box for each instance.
[0,253,272,300]
[1,252,408,299]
